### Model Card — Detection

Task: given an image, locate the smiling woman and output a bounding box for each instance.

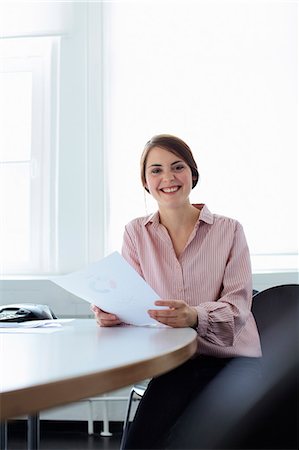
[138,135,201,257]
[145,150,193,207]
[140,134,199,194]
[92,133,262,450]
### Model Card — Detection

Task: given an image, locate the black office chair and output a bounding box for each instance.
[165,284,298,449]
[215,283,299,449]
[241,283,299,449]
[121,285,298,449]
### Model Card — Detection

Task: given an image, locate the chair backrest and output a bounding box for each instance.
[234,284,299,449]
[252,283,299,327]
[252,283,299,356]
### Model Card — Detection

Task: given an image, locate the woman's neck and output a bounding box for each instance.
[158,203,200,231]
[158,204,201,258]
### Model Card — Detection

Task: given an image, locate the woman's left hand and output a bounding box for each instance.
[148,299,198,328]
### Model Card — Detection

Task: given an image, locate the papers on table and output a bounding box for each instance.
[50,252,163,326]
[0,319,73,333]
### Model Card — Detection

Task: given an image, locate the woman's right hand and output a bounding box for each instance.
[91,305,122,327]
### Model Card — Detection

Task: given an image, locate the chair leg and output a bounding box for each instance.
[120,388,136,450]
[0,421,7,450]
[27,414,40,450]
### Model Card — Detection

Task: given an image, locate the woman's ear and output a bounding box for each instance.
[192,173,199,189]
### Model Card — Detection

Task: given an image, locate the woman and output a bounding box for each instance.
[92,134,261,449]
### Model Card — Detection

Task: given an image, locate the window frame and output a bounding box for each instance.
[0,37,60,274]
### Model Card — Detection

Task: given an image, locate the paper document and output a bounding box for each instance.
[50,252,162,326]
[0,319,73,332]
[0,328,64,334]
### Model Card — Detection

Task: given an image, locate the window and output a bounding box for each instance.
[0,37,59,274]
[0,2,105,276]
[102,0,298,273]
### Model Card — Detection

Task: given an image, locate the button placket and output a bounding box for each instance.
[174,262,185,297]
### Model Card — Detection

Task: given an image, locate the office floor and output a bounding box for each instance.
[7,421,122,450]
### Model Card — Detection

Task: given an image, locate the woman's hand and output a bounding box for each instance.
[91,305,122,327]
[148,299,198,328]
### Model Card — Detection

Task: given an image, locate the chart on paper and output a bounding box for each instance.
[50,252,164,326]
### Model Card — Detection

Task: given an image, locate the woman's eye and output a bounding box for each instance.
[151,168,162,174]
[174,165,185,171]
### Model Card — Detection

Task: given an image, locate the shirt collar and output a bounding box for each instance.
[143,203,214,226]
[144,211,159,226]
[194,204,214,225]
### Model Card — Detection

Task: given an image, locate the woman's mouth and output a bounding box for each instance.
[160,186,180,193]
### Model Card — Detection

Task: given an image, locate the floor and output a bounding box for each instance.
[7,420,122,450]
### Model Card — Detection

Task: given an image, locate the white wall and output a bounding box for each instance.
[104,0,299,271]
[56,2,105,273]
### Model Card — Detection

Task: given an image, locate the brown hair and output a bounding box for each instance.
[140,134,199,192]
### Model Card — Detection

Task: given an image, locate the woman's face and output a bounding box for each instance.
[144,146,193,210]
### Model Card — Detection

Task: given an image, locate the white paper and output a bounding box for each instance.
[0,319,73,333]
[50,252,162,326]
[0,327,63,334]
[0,319,73,329]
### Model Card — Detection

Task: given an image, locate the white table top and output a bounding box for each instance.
[0,319,197,420]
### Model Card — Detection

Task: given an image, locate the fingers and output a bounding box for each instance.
[154,299,184,308]
[148,308,177,320]
[148,309,182,327]
[91,304,121,327]
[148,300,197,328]
[98,311,122,327]
[148,301,181,327]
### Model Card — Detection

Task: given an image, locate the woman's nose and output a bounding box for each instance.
[163,170,175,182]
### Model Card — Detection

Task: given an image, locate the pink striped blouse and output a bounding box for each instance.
[122,204,262,358]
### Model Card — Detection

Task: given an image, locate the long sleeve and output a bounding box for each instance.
[195,221,252,347]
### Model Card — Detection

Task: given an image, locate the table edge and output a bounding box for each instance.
[0,333,197,420]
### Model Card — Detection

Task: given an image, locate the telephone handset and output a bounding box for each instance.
[0,303,57,323]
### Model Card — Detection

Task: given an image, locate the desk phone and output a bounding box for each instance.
[0,303,57,322]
